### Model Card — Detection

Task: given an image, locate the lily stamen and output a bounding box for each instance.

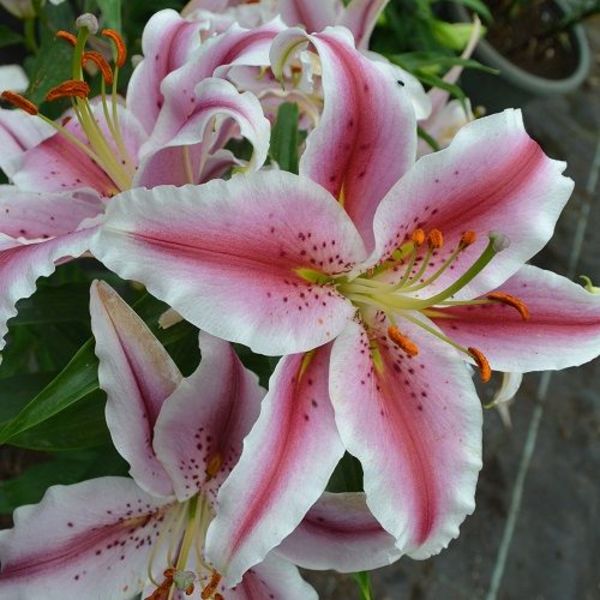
[46,80,91,101]
[468,347,492,383]
[0,90,38,115]
[486,291,530,320]
[201,571,222,599]
[82,51,114,85]
[387,325,419,357]
[56,30,77,46]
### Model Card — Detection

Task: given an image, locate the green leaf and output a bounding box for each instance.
[327,452,364,493]
[389,51,496,74]
[0,293,199,446]
[430,20,477,52]
[270,102,300,174]
[7,390,111,450]
[96,0,122,32]
[0,25,24,48]
[351,572,374,600]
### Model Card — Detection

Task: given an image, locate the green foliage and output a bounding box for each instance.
[0,25,24,48]
[96,0,122,31]
[270,101,301,174]
[352,572,374,600]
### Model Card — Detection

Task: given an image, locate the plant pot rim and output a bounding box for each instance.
[450,0,591,94]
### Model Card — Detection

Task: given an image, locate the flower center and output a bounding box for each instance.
[1,21,134,196]
[145,494,223,600]
[300,227,529,382]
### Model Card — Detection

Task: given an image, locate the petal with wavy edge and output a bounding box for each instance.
[90,281,182,497]
[371,109,574,299]
[0,186,102,238]
[279,0,341,32]
[147,20,283,152]
[136,78,270,184]
[127,9,205,133]
[0,226,96,352]
[340,0,389,49]
[0,477,175,600]
[329,317,482,558]
[277,491,401,571]
[433,264,600,372]
[0,108,53,178]
[228,553,318,600]
[205,345,345,585]
[154,332,264,501]
[272,27,416,249]
[92,172,365,355]
[12,103,146,197]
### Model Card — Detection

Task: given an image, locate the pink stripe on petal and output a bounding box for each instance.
[148,21,283,153]
[0,227,96,351]
[272,27,416,249]
[136,78,270,185]
[0,186,103,238]
[205,346,345,585]
[434,264,600,372]
[0,477,174,600]
[127,9,205,133]
[340,0,389,49]
[90,281,182,497]
[93,171,365,355]
[277,491,402,571]
[279,0,341,32]
[228,553,318,600]
[329,318,482,557]
[153,332,264,502]
[371,109,574,298]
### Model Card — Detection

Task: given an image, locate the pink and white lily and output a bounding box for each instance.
[0,281,319,599]
[0,17,272,353]
[91,26,600,584]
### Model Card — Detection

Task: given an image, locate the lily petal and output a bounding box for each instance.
[153,332,264,501]
[12,104,146,197]
[90,281,182,497]
[0,226,96,352]
[0,477,174,600]
[279,0,341,33]
[340,0,389,49]
[148,19,283,154]
[433,264,600,372]
[0,108,53,178]
[371,109,574,298]
[0,186,103,238]
[205,346,344,585]
[127,9,205,133]
[329,318,482,558]
[277,491,402,571]
[228,553,318,600]
[92,171,366,355]
[136,77,270,185]
[272,26,416,248]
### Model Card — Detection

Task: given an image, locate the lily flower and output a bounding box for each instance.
[91,26,600,584]
[0,16,272,353]
[0,281,319,599]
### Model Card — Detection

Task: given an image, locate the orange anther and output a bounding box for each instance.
[0,91,38,115]
[46,80,90,101]
[214,594,225,600]
[468,347,491,383]
[102,28,127,67]
[205,452,223,480]
[427,228,444,249]
[56,30,77,45]
[411,228,426,246]
[82,51,114,85]
[460,230,477,247]
[486,291,530,321]
[201,571,222,599]
[387,326,419,357]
